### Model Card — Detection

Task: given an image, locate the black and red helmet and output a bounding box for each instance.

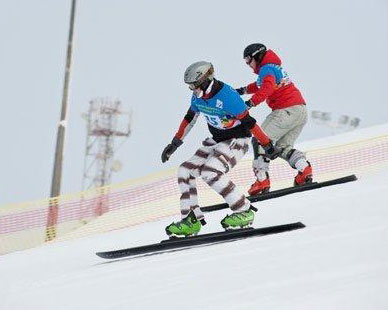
[243,43,267,65]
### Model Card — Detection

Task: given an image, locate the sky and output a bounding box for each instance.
[0,0,387,205]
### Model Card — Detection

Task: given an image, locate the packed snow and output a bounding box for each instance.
[1,131,388,310]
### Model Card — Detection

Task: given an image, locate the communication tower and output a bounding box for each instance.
[82,98,131,191]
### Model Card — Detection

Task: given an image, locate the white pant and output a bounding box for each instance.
[178,137,250,219]
[259,104,307,158]
[252,105,309,180]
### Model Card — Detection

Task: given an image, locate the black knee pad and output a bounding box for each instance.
[251,138,269,160]
[251,138,259,159]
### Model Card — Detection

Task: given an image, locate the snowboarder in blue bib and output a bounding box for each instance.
[161,61,280,237]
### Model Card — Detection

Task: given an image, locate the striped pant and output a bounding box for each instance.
[178,137,250,220]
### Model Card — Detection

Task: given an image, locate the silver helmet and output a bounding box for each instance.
[184,61,214,89]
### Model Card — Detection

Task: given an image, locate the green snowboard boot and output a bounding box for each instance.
[221,208,255,229]
[165,211,203,237]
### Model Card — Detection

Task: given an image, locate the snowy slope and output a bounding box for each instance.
[1,138,388,309]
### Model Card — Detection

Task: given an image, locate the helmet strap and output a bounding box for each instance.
[204,79,214,95]
[254,49,266,65]
[194,79,213,98]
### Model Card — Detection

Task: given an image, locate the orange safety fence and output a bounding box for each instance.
[1,132,388,254]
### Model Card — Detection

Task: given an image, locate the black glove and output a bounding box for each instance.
[245,99,253,109]
[235,87,246,95]
[161,137,183,163]
[262,140,282,160]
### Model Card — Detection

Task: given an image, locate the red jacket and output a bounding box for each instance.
[246,50,305,110]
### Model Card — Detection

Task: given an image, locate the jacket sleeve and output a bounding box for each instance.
[249,75,277,106]
[174,107,199,141]
[236,111,270,146]
[246,82,259,94]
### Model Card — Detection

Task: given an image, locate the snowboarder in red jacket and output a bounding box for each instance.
[235,43,313,195]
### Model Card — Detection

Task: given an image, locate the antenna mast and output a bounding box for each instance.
[82,98,131,190]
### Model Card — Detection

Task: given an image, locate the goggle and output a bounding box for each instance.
[244,50,260,65]
[188,79,207,91]
[244,56,253,65]
[188,83,199,90]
